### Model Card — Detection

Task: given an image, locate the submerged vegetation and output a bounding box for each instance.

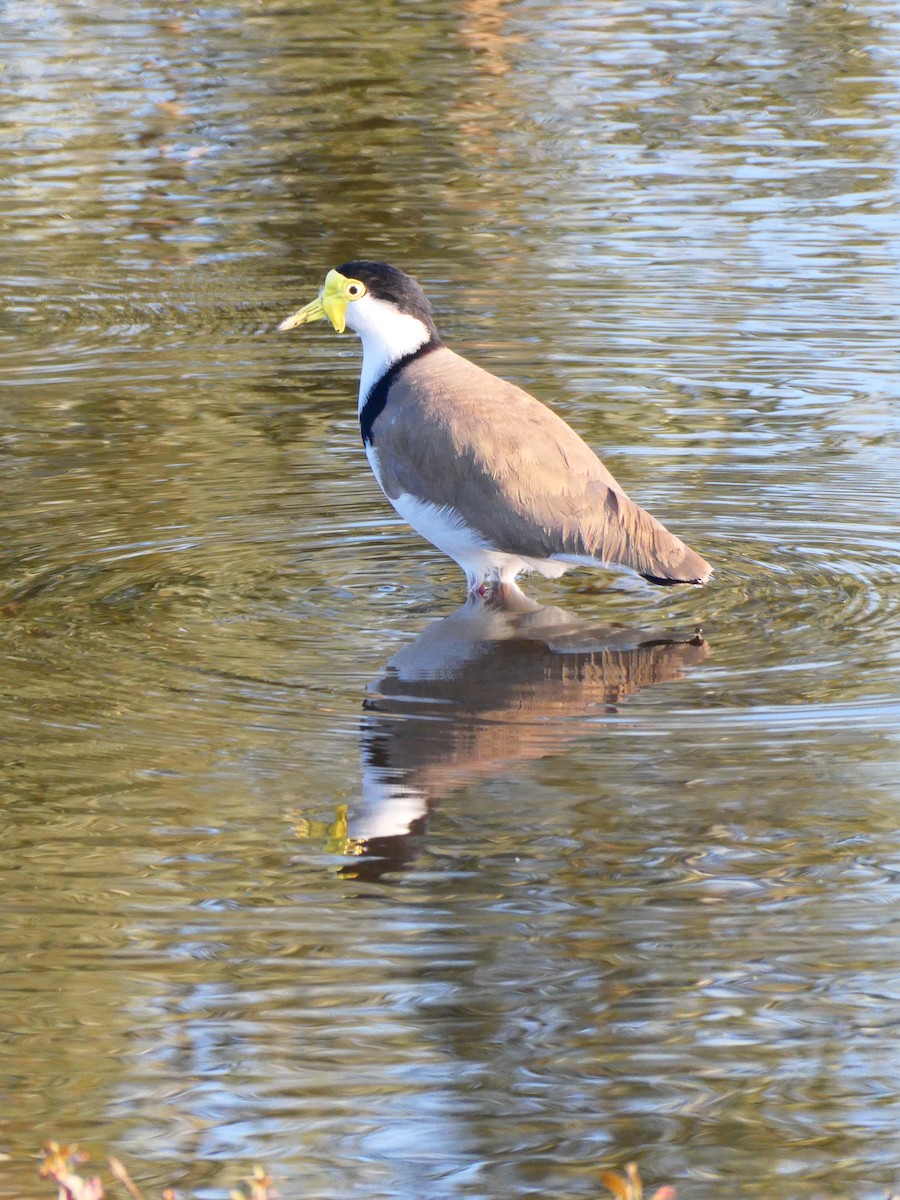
[34,1143,900,1200]
[37,1145,276,1200]
[36,1143,678,1200]
[600,1162,676,1200]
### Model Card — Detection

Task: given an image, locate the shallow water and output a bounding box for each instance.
[2,1,900,1197]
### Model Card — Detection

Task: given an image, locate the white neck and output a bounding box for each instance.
[344,293,433,412]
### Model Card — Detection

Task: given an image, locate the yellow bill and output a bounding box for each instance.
[277,268,360,334]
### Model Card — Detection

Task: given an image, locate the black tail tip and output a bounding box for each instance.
[641,571,709,588]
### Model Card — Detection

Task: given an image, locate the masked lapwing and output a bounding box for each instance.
[278,261,712,595]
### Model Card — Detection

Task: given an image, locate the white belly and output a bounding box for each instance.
[366,446,566,589]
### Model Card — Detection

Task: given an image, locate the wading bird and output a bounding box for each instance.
[279,261,711,596]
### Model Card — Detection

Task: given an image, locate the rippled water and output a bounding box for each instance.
[2,1,900,1197]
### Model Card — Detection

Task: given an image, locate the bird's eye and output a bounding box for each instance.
[345,281,366,299]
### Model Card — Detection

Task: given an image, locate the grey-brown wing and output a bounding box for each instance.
[372,347,711,584]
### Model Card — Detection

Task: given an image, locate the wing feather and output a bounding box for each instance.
[371,347,711,585]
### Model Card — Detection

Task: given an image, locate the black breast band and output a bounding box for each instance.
[359,339,441,447]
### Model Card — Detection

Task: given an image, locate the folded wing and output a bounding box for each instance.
[371,347,712,586]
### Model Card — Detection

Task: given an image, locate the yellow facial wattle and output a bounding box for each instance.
[277,269,367,334]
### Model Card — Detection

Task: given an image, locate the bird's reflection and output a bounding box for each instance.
[339,585,709,879]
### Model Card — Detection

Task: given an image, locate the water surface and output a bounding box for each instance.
[2,1,900,1198]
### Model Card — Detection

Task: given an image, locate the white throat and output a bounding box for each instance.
[345,293,433,412]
